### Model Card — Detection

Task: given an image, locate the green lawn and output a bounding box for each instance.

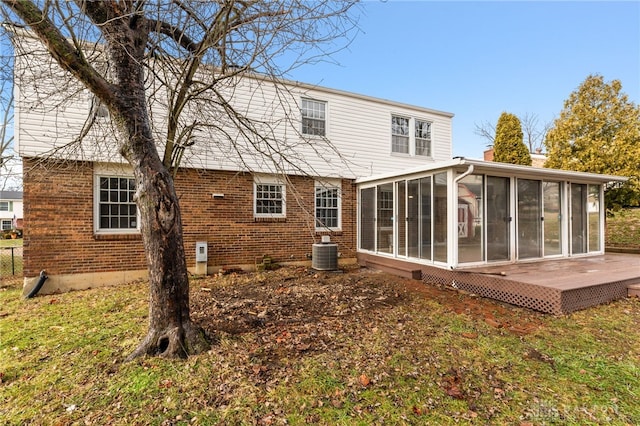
[606,208,640,247]
[0,210,638,424]
[0,239,22,248]
[0,242,22,280]
[1,269,639,425]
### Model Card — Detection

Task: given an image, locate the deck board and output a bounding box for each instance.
[357,252,640,314]
[468,254,640,290]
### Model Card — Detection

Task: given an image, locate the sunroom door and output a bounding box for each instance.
[407,177,432,260]
[457,174,484,263]
[543,181,562,257]
[376,183,394,254]
[571,183,588,254]
[517,179,542,259]
[486,176,510,261]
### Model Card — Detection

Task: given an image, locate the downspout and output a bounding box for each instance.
[24,270,48,299]
[451,163,474,269]
[454,163,474,183]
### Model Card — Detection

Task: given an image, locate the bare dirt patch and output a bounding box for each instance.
[190,265,546,365]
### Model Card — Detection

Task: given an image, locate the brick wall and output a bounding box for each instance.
[22,158,356,278]
[176,169,356,267]
[22,159,146,277]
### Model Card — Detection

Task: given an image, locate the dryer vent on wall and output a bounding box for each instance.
[312,241,338,271]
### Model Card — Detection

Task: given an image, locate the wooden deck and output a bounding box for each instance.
[358,253,640,314]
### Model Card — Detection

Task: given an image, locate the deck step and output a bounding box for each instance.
[365,259,422,280]
[628,283,640,298]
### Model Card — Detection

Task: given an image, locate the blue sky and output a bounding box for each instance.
[286,1,640,159]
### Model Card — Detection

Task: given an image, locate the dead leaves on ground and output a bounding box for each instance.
[191,266,408,361]
[188,265,551,422]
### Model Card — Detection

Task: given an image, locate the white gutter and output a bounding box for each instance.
[355,157,627,185]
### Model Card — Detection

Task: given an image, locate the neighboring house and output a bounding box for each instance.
[0,191,23,231]
[13,35,626,295]
[530,148,548,168]
[483,147,547,167]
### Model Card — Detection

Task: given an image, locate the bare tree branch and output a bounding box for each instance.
[1,0,359,359]
[476,113,550,153]
[3,0,113,103]
[474,120,495,147]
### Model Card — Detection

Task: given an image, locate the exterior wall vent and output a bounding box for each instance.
[312,242,338,271]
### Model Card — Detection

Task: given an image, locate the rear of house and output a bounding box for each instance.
[13,34,629,308]
[13,35,454,293]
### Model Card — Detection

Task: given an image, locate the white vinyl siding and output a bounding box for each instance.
[15,35,454,179]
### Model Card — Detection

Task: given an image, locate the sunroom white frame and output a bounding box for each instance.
[356,158,627,270]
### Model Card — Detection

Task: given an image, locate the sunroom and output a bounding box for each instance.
[356,158,627,270]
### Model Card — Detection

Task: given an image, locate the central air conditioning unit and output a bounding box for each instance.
[312,237,338,271]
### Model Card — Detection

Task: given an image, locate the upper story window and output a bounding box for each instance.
[254,177,286,218]
[301,98,326,137]
[95,175,139,234]
[392,116,433,157]
[0,201,12,212]
[391,116,410,154]
[415,120,432,156]
[315,180,341,231]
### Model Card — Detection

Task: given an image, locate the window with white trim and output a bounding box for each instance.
[315,180,341,231]
[301,98,326,136]
[95,175,139,233]
[1,220,12,230]
[0,201,12,212]
[391,115,410,153]
[254,180,286,218]
[415,120,432,156]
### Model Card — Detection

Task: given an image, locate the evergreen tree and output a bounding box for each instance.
[493,112,532,165]
[545,75,640,208]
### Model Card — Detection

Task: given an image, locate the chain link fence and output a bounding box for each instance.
[0,246,23,288]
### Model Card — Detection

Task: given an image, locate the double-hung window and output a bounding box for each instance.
[315,180,341,231]
[0,201,12,212]
[254,177,286,218]
[392,116,433,156]
[301,98,326,137]
[391,116,410,154]
[95,174,138,234]
[1,220,12,230]
[415,120,432,156]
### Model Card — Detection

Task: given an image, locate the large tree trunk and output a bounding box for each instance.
[4,0,211,358]
[125,144,211,359]
[101,19,210,360]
